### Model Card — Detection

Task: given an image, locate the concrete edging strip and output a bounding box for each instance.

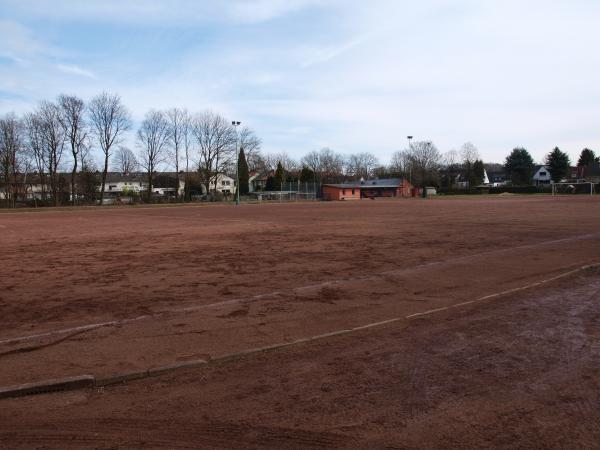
[95,370,149,387]
[0,375,95,399]
[147,359,208,377]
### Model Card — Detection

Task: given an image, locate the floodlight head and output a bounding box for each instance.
[407,136,413,139]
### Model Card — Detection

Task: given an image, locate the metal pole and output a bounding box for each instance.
[407,136,413,186]
[232,121,241,205]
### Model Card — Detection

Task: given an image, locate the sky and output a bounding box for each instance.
[1,0,600,165]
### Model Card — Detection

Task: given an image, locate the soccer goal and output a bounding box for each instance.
[551,182,596,196]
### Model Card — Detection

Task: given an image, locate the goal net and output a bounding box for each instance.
[551,182,596,195]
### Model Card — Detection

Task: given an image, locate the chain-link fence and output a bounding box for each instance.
[249,181,322,202]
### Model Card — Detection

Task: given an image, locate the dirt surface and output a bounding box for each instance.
[1,196,600,448]
[2,268,600,449]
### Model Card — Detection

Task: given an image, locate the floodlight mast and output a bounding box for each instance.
[232,121,241,205]
[407,136,413,185]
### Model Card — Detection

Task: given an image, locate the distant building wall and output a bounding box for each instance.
[322,185,361,201]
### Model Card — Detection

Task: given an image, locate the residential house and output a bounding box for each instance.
[487,171,510,187]
[102,172,148,197]
[249,171,271,192]
[0,172,69,202]
[532,165,552,185]
[215,174,236,195]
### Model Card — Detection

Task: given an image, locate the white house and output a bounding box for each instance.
[103,172,236,198]
[102,173,147,196]
[101,172,190,198]
[532,165,552,185]
[212,174,236,195]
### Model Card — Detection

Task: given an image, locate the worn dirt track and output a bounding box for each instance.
[1,196,600,448]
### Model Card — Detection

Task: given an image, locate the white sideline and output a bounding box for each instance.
[407,263,600,319]
[1,232,598,346]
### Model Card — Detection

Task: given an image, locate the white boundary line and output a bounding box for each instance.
[1,233,598,346]
[406,263,600,319]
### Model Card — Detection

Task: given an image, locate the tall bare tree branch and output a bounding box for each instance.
[88,92,131,204]
[0,113,24,207]
[58,94,87,205]
[191,111,236,196]
[166,108,191,199]
[113,146,138,174]
[137,110,170,200]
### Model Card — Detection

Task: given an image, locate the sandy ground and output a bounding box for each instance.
[1,196,600,448]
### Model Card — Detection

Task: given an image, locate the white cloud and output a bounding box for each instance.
[56,64,96,79]
[300,33,372,69]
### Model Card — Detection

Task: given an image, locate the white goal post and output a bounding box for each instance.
[551,182,596,196]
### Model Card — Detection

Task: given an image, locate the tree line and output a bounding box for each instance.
[0,92,263,207]
[2,93,599,207]
[504,147,598,185]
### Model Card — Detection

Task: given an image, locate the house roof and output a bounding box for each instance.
[104,172,147,183]
[323,178,404,189]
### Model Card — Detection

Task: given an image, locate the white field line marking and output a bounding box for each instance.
[1,234,598,346]
[2,262,598,393]
[405,307,449,319]
[411,263,600,318]
[207,262,600,363]
[214,262,600,359]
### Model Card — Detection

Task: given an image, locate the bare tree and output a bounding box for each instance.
[113,146,138,173]
[88,92,131,204]
[37,101,66,206]
[319,148,344,183]
[238,127,262,172]
[440,149,460,188]
[264,152,297,174]
[301,150,321,178]
[191,111,236,195]
[300,148,344,183]
[345,152,378,180]
[58,94,87,205]
[0,113,24,207]
[407,141,441,187]
[137,110,170,200]
[166,108,191,200]
[460,142,479,166]
[79,142,95,171]
[389,150,411,178]
[459,142,480,187]
[247,152,267,174]
[24,112,48,201]
[442,149,460,167]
